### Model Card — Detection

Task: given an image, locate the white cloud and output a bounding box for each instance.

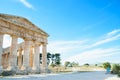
[19,0,34,10]
[47,29,120,64]
[64,48,120,65]
[90,34,120,48]
[48,29,120,54]
[85,29,120,49]
[107,29,120,37]
[47,40,88,54]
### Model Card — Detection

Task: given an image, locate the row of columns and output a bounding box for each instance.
[0,33,48,73]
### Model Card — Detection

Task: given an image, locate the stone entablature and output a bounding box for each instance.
[0,14,48,43]
[0,13,49,74]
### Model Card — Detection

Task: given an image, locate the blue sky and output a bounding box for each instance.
[0,0,120,65]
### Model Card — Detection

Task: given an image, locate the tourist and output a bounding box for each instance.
[106,67,111,74]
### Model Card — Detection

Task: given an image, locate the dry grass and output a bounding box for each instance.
[48,66,105,73]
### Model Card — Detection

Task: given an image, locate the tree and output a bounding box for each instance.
[111,64,120,74]
[47,52,51,65]
[95,64,98,66]
[71,62,79,67]
[103,62,111,69]
[39,53,42,64]
[54,53,61,66]
[64,61,71,67]
[40,52,52,65]
[84,63,89,66]
[39,52,61,67]
[51,54,55,64]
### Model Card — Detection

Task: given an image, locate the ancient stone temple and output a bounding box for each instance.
[0,13,49,74]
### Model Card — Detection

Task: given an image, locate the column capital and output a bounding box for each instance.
[35,42,41,46]
[41,42,47,45]
[23,37,32,41]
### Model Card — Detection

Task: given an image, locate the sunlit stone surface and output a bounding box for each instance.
[0,13,49,75]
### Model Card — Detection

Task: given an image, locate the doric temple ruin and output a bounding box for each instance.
[0,13,49,74]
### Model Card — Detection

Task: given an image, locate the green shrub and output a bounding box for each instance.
[111,64,120,74]
[50,63,56,68]
[103,62,111,69]
[118,72,120,77]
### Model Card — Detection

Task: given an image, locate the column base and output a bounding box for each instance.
[7,66,18,71]
[16,69,29,75]
[0,66,3,75]
[4,66,19,75]
[31,70,40,74]
[1,66,18,76]
[21,66,32,74]
[31,67,40,74]
[0,66,20,76]
[1,70,16,76]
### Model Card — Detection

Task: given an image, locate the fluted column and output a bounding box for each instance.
[32,42,40,73]
[6,54,9,69]
[29,47,33,68]
[0,33,3,72]
[42,43,48,73]
[8,35,18,71]
[18,49,22,69]
[22,39,31,72]
[2,54,5,69]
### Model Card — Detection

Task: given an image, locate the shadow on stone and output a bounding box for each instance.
[1,71,16,76]
[16,70,29,75]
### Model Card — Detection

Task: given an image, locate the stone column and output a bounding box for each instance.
[29,47,33,68]
[8,36,18,71]
[22,39,31,72]
[41,43,48,73]
[6,54,9,69]
[0,33,3,72]
[5,54,7,68]
[18,49,22,69]
[2,54,5,69]
[32,42,40,73]
[3,54,8,69]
